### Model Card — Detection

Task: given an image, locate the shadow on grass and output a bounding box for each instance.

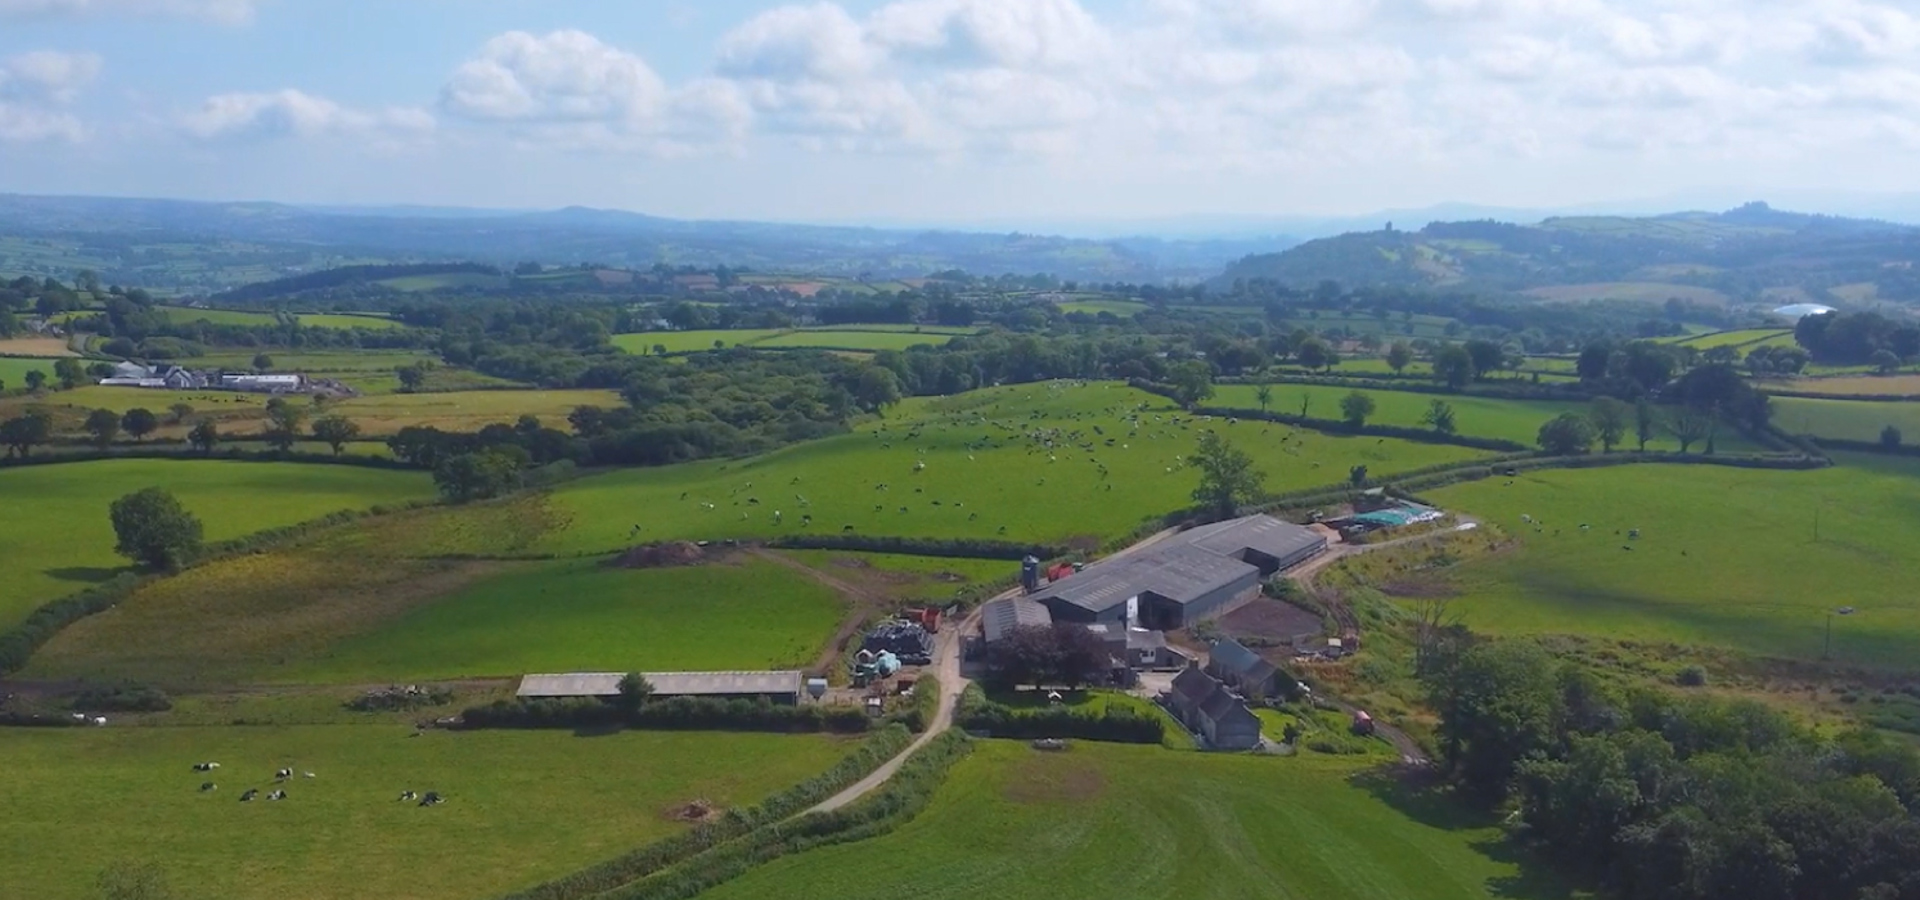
[570,722,625,738]
[1348,766,1586,900]
[45,566,127,585]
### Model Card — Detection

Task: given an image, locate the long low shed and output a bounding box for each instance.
[517,671,805,704]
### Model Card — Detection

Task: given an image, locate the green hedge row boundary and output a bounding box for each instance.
[1808,437,1920,458]
[497,724,915,900]
[0,500,436,676]
[956,684,1164,743]
[1209,374,1598,402]
[0,446,419,471]
[460,695,874,734]
[598,730,974,900]
[1195,405,1533,453]
[767,534,1068,561]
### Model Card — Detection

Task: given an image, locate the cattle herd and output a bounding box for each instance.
[190,761,444,806]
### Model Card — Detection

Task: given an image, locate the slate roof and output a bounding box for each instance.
[518,671,803,698]
[981,597,1053,642]
[1031,515,1325,616]
[1210,637,1278,684]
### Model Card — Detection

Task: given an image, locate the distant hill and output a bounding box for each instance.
[1216,203,1920,306]
[0,193,1292,292]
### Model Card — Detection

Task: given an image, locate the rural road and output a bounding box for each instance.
[806,603,976,814]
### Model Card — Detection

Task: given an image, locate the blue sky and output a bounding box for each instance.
[4,0,1920,225]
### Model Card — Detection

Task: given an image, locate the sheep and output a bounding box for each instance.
[398,790,417,802]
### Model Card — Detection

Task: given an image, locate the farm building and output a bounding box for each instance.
[221,373,306,392]
[1029,514,1327,630]
[1207,637,1291,701]
[1087,623,1190,670]
[981,597,1053,644]
[99,364,205,390]
[516,671,805,705]
[1165,663,1263,751]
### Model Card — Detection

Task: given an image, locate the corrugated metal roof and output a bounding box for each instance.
[1210,638,1264,676]
[982,597,1053,642]
[1182,514,1329,565]
[1029,515,1324,615]
[517,671,803,698]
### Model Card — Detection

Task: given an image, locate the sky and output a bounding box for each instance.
[3,0,1920,226]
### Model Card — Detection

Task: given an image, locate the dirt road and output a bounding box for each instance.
[807,604,975,814]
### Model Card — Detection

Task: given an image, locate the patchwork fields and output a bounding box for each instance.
[533,382,1489,555]
[0,459,434,627]
[698,740,1566,900]
[1423,454,1920,666]
[1772,396,1920,442]
[0,725,850,900]
[612,326,976,355]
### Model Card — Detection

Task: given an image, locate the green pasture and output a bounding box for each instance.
[295,312,407,330]
[1662,329,1794,350]
[612,330,786,354]
[0,356,57,389]
[1757,374,1920,397]
[328,389,621,435]
[377,272,505,292]
[699,740,1568,900]
[1425,455,1920,666]
[1773,397,1920,443]
[191,350,438,374]
[534,382,1489,554]
[752,330,960,351]
[802,324,980,335]
[0,459,434,628]
[277,557,847,683]
[1522,281,1730,305]
[156,305,279,327]
[1212,383,1760,452]
[1057,298,1148,316]
[1268,313,1460,339]
[776,550,1015,600]
[0,725,847,900]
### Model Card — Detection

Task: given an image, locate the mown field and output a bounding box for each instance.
[155,306,405,331]
[613,328,970,355]
[533,382,1490,555]
[276,556,847,683]
[0,336,77,356]
[1057,298,1148,316]
[1212,383,1761,452]
[699,740,1567,900]
[0,459,435,628]
[1661,329,1793,350]
[613,330,787,353]
[191,350,438,374]
[0,725,849,900]
[1758,375,1920,397]
[754,330,960,351]
[1425,454,1920,666]
[1773,397,1920,442]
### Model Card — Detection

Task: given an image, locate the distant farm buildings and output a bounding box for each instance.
[516,671,805,706]
[97,363,307,394]
[1027,515,1328,631]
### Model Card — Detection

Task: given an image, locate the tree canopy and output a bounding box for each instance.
[109,487,204,571]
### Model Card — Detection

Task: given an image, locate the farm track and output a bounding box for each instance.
[743,547,892,678]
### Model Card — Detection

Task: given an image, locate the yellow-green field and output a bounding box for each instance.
[157,306,406,330]
[0,459,434,627]
[0,725,849,900]
[613,327,972,355]
[1758,375,1920,397]
[1772,396,1920,443]
[0,336,78,356]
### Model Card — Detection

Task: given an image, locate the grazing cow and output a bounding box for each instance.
[303,772,316,779]
[419,791,443,807]
[276,768,292,780]
[240,789,259,802]
[842,524,854,532]
[200,782,216,792]
[398,790,417,802]
[268,790,286,801]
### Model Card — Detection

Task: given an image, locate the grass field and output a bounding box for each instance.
[191,350,438,374]
[1772,397,1920,442]
[1759,375,1920,397]
[2,386,618,440]
[533,382,1489,555]
[755,330,959,351]
[1424,455,1920,666]
[1268,313,1461,340]
[276,557,847,683]
[1663,329,1793,350]
[0,336,77,356]
[613,330,787,353]
[1057,298,1149,316]
[0,355,58,389]
[156,306,406,331]
[1212,383,1761,452]
[0,725,848,900]
[699,740,1568,900]
[0,460,434,628]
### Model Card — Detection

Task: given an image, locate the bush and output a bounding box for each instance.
[501,724,914,900]
[346,685,454,712]
[887,674,941,733]
[1675,665,1708,687]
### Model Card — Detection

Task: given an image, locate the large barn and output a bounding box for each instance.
[516,671,804,705]
[1029,515,1327,631]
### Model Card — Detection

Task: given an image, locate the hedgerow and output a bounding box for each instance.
[459,695,873,734]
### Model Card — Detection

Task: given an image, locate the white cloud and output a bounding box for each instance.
[0,0,253,23]
[718,3,878,82]
[0,103,84,142]
[182,89,433,141]
[0,51,103,103]
[442,30,668,123]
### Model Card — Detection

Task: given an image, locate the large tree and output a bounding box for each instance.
[1463,340,1506,381]
[84,408,121,449]
[1188,431,1264,519]
[263,398,307,452]
[1432,344,1475,390]
[1588,397,1630,453]
[310,415,361,455]
[121,408,158,442]
[1425,640,1563,801]
[1537,413,1597,455]
[187,420,220,453]
[1668,405,1714,454]
[109,487,204,571]
[0,410,52,457]
[1295,339,1333,373]
[1386,342,1413,374]
[53,357,85,389]
[433,449,523,502]
[1169,359,1214,406]
[1633,399,1659,452]
[1253,383,1272,413]
[1421,399,1457,435]
[1340,390,1376,428]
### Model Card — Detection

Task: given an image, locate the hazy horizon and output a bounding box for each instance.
[4,0,1920,224]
